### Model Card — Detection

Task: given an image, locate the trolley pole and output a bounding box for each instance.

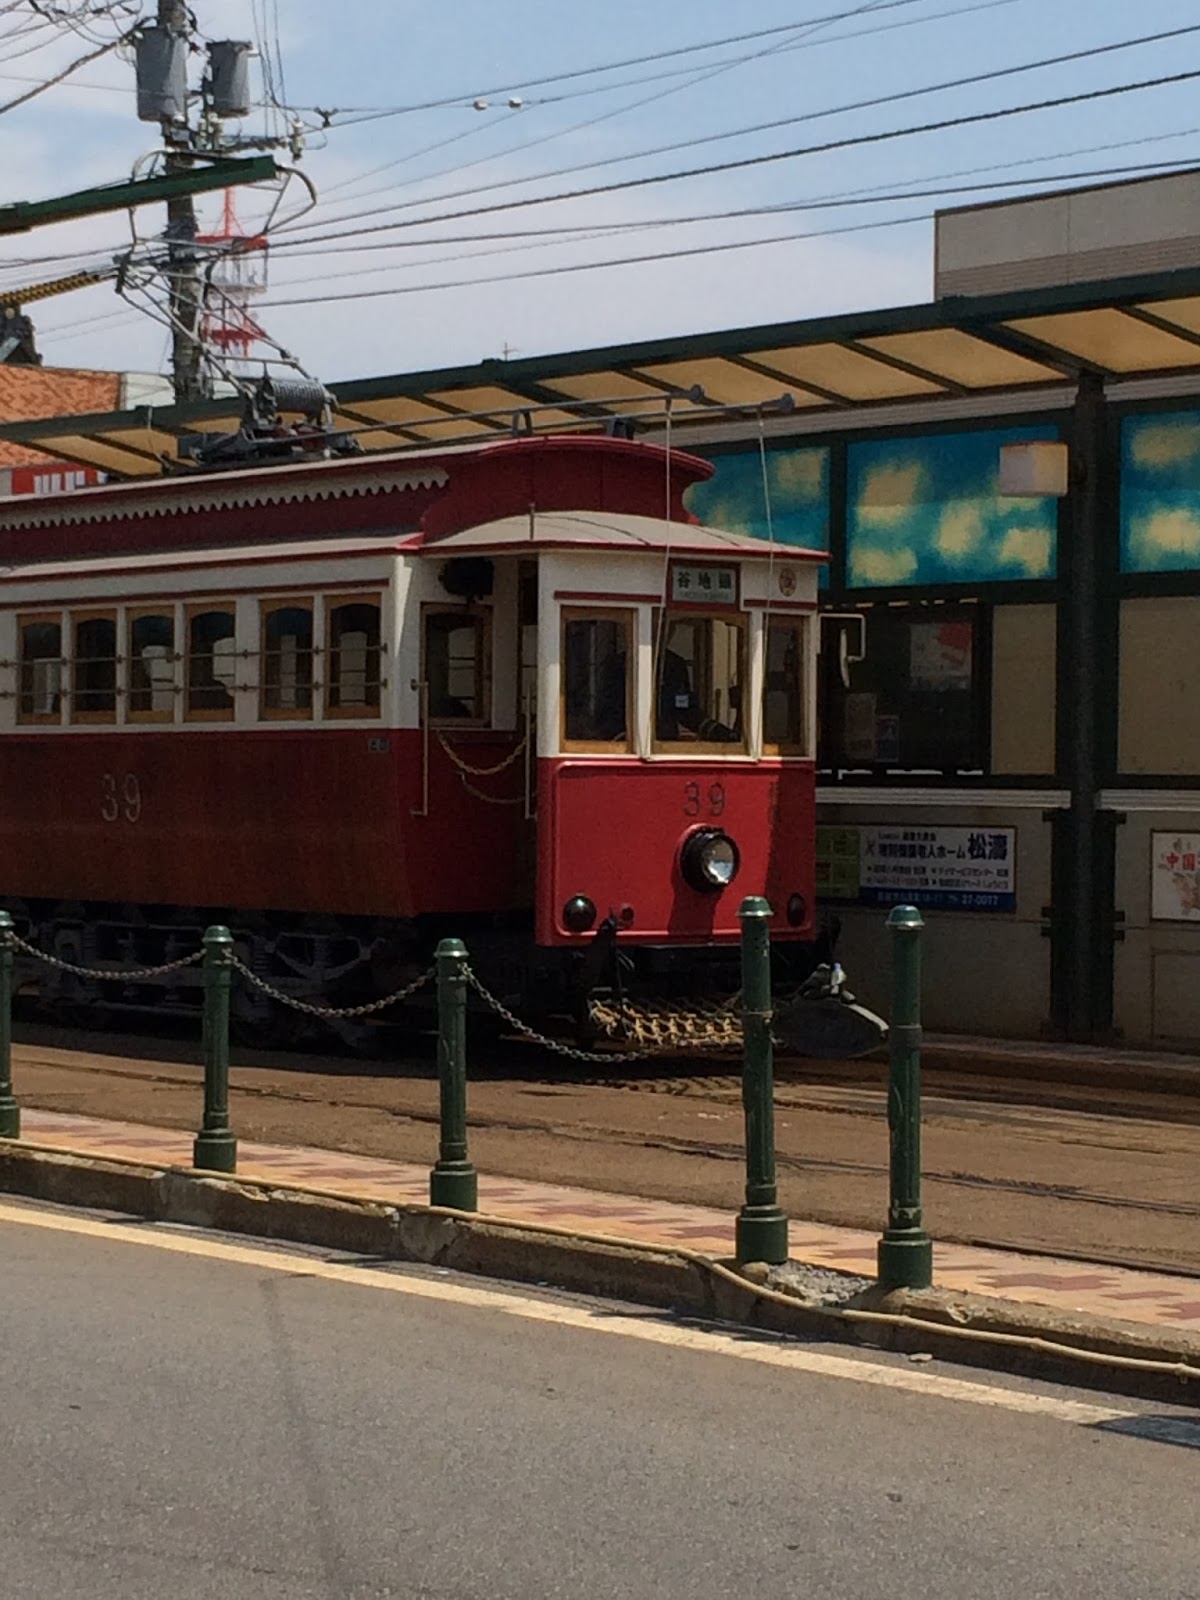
[877,905,933,1291]
[194,925,237,1173]
[0,911,18,1138]
[430,937,478,1211]
[735,896,789,1266]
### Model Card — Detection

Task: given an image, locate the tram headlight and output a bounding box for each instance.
[680,828,741,894]
[563,895,597,933]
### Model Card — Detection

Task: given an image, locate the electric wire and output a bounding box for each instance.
[256,148,1200,297]
[285,22,1200,243]
[271,63,1200,253]
[321,0,1012,207]
[291,0,935,125]
[259,155,1200,309]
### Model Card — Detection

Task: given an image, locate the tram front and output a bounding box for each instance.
[534,520,857,1049]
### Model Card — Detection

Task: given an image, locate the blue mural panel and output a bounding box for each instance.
[1121,410,1200,573]
[846,425,1059,587]
[684,444,829,551]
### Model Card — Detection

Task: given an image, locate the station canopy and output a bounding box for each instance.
[8,264,1200,479]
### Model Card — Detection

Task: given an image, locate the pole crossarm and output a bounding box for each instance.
[0,157,279,237]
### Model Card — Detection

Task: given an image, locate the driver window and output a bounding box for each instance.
[423,606,490,723]
[562,609,632,750]
[763,616,810,754]
[654,613,746,749]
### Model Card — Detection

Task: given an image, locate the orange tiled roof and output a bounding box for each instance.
[0,366,120,467]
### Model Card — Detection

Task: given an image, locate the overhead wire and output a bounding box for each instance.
[257,128,1200,291]
[292,0,935,125]
[258,152,1200,308]
[321,0,1007,206]
[268,62,1200,253]
[283,21,1200,244]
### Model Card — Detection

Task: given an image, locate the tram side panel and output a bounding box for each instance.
[0,726,530,922]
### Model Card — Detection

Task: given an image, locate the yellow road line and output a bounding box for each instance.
[0,1198,1132,1426]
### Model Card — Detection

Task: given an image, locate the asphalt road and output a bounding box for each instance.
[2,1197,1198,1600]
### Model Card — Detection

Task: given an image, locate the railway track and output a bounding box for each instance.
[12,1033,1200,1279]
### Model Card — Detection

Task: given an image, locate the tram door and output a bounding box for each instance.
[514,559,538,903]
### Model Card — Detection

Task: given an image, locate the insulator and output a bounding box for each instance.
[207,41,254,119]
[135,25,188,123]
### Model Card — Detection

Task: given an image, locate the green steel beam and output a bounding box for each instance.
[0,156,279,236]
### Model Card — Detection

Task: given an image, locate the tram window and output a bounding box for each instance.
[261,600,314,719]
[185,604,236,720]
[128,610,176,721]
[17,613,62,724]
[562,609,632,748]
[327,596,382,718]
[71,611,117,723]
[654,613,746,749]
[423,607,488,723]
[763,617,809,755]
[821,606,983,773]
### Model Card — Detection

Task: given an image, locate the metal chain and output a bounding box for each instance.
[8,931,204,982]
[435,731,528,777]
[464,967,659,1063]
[227,953,434,1020]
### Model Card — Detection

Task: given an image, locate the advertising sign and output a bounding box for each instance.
[1151,833,1200,922]
[817,824,1016,912]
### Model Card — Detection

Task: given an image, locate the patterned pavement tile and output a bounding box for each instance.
[10,1108,1200,1334]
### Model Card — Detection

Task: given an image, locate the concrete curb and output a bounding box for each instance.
[1,1139,1197,1407]
[919,1037,1200,1095]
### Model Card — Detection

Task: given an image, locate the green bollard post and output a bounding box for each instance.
[735,896,789,1266]
[193,925,237,1173]
[877,905,934,1291]
[0,911,19,1139]
[430,936,478,1211]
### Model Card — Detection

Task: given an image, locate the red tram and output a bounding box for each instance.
[0,418,857,1051]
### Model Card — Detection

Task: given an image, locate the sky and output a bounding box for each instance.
[3,0,1200,391]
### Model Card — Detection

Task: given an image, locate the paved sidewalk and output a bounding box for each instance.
[14,1107,1200,1336]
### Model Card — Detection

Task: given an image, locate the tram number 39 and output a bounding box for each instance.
[683,781,725,819]
[100,772,142,824]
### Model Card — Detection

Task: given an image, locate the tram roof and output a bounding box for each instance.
[8,262,1200,480]
[409,510,826,560]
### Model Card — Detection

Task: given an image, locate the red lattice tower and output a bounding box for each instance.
[196,189,269,366]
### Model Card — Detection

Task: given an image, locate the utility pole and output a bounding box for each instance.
[158,0,206,403]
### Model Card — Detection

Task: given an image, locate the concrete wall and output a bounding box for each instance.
[935,171,1200,298]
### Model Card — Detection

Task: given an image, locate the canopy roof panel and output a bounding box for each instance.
[8,263,1200,479]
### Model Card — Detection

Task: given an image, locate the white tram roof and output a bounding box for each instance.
[409,510,825,561]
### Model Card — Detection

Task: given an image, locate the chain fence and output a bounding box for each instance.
[8,930,204,983]
[226,953,435,1021]
[2,922,736,1058]
[465,967,660,1064]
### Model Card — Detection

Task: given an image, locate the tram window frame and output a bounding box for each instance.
[260,597,314,721]
[184,601,237,723]
[69,608,118,725]
[560,607,634,752]
[17,611,63,726]
[819,604,988,775]
[127,607,178,724]
[651,608,748,755]
[762,613,812,758]
[325,594,384,720]
[421,604,491,727]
